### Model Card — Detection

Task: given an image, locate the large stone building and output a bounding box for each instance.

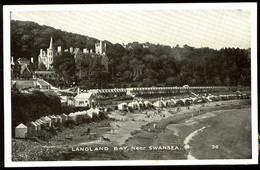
[38,37,57,70]
[74,40,109,79]
[37,37,109,79]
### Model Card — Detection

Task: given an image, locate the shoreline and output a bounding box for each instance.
[12,99,251,161]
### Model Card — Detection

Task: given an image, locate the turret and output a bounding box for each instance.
[100,41,102,54]
[49,37,54,49]
[11,56,15,65]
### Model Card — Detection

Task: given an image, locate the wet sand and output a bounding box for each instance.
[59,99,251,160]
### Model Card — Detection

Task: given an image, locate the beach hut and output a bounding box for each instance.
[15,123,28,138]
[35,119,44,129]
[26,121,37,137]
[68,113,76,122]
[56,115,62,124]
[118,102,128,111]
[40,116,51,127]
[60,113,68,122]
[34,121,41,131]
[138,101,145,109]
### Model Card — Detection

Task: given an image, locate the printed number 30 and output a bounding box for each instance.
[212,145,219,149]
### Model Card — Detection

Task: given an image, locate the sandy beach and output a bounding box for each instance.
[12,99,251,161]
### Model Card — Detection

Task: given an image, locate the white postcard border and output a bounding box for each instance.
[3,3,258,167]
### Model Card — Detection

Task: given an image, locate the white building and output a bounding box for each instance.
[15,123,28,138]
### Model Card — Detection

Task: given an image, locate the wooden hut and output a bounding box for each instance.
[60,113,68,122]
[15,123,27,138]
[118,102,127,111]
[68,113,76,122]
[26,121,37,137]
[56,115,62,124]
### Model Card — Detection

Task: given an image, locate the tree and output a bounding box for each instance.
[38,62,47,71]
[52,52,75,85]
[166,77,175,86]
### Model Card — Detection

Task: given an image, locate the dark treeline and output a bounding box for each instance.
[11,91,88,134]
[11,20,251,88]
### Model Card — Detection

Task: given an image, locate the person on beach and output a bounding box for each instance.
[87,128,90,135]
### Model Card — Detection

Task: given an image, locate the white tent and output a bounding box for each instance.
[15,123,28,138]
[68,113,76,122]
[153,100,163,108]
[118,102,127,110]
[144,101,151,107]
[87,108,95,118]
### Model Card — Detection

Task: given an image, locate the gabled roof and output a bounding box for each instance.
[74,92,94,100]
[16,123,27,128]
[20,65,31,74]
[17,57,30,62]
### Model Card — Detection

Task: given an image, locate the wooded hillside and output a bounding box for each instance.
[11,20,251,87]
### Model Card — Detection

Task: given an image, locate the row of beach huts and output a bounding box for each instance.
[15,92,249,139]
[117,92,250,111]
[15,107,105,139]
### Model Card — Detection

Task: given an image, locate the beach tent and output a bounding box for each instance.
[143,101,151,108]
[118,102,127,111]
[153,100,163,108]
[15,123,28,138]
[161,100,167,107]
[138,101,145,109]
[87,108,94,119]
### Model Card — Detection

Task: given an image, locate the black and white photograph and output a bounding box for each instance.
[3,3,258,167]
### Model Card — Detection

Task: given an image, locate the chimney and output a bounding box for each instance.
[77,87,80,95]
[58,46,62,53]
[31,57,34,63]
[70,47,73,53]
[100,41,102,54]
[11,56,14,65]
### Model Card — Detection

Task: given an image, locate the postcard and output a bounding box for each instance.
[3,3,258,167]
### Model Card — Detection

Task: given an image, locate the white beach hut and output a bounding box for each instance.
[56,115,62,124]
[153,100,163,108]
[68,113,76,122]
[118,102,127,111]
[60,113,68,122]
[15,123,28,138]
